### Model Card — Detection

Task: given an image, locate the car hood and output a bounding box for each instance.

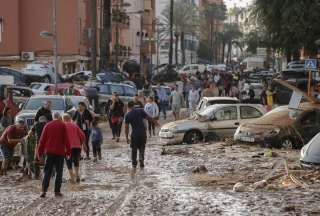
[161,119,206,132]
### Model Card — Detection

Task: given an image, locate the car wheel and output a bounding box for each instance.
[281,138,293,149]
[184,131,202,144]
[42,76,51,83]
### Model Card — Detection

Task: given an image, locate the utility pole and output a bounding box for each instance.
[140,13,144,76]
[168,0,174,69]
[100,0,111,70]
[52,0,58,93]
[115,4,120,69]
[91,0,97,75]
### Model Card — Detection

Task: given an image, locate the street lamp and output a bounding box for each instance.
[40,0,58,93]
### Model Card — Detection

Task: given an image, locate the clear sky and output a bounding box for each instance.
[224,0,254,8]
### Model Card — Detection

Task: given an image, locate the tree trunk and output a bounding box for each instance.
[175,33,179,65]
[91,0,97,75]
[293,49,300,61]
[227,41,232,63]
[210,21,213,64]
[181,32,185,65]
[169,0,174,68]
[100,0,111,70]
[286,51,291,63]
[222,42,225,63]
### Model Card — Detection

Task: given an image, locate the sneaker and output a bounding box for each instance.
[84,157,91,160]
[98,153,102,160]
[40,192,46,198]
[55,192,63,197]
[116,138,120,142]
[93,157,97,162]
[139,161,144,169]
[76,177,80,183]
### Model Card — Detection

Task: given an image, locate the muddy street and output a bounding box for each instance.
[1,118,320,216]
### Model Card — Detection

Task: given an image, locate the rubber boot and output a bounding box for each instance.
[98,151,102,160]
[68,169,75,183]
[1,159,9,175]
[74,167,80,183]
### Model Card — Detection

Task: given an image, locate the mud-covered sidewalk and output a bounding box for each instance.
[1,121,320,215]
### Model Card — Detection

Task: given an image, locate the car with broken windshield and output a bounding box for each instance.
[159,104,266,145]
[234,103,320,149]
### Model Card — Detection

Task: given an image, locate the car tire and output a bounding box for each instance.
[42,76,51,83]
[281,138,293,149]
[184,130,202,145]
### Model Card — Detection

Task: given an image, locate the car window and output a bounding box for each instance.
[215,106,237,121]
[30,84,41,89]
[11,88,32,97]
[240,106,263,119]
[65,98,73,109]
[123,86,136,97]
[183,66,190,71]
[24,98,65,110]
[110,84,124,95]
[192,65,198,70]
[97,84,111,95]
[197,100,204,110]
[208,100,238,105]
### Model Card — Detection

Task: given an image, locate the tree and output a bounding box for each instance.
[222,23,243,63]
[252,0,320,61]
[100,0,111,70]
[161,0,199,65]
[202,2,227,64]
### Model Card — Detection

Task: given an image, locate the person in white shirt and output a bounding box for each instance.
[144,96,159,137]
[188,85,200,116]
[170,85,184,121]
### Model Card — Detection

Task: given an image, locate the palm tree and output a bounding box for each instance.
[222,23,243,63]
[202,2,227,64]
[162,0,199,65]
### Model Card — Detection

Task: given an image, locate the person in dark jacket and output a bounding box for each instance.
[125,101,158,169]
[35,101,53,122]
[106,92,124,142]
[36,112,70,198]
[73,102,93,159]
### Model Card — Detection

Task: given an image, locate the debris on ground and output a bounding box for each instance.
[233,182,246,192]
[253,180,268,190]
[192,165,208,174]
[161,147,189,155]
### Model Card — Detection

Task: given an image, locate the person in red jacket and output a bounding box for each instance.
[36,112,71,198]
[62,113,86,183]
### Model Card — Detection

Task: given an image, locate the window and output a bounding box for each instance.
[110,84,124,95]
[240,106,263,119]
[215,106,237,121]
[25,98,64,110]
[197,100,204,110]
[97,84,110,95]
[191,65,198,70]
[11,88,32,97]
[124,86,136,97]
[183,66,190,71]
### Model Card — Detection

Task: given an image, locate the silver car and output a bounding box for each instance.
[159,104,266,145]
[16,95,73,128]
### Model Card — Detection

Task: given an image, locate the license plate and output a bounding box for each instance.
[240,136,255,142]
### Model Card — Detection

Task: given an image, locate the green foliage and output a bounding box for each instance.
[252,0,320,56]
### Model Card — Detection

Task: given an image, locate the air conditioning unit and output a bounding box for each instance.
[21,51,35,61]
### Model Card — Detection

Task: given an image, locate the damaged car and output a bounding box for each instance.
[234,103,320,149]
[159,104,266,145]
[300,132,320,168]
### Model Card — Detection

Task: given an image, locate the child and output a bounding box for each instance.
[90,121,103,162]
[144,96,159,137]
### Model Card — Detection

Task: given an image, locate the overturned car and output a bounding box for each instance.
[234,103,320,149]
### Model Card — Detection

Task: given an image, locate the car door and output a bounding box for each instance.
[239,105,264,124]
[208,106,238,138]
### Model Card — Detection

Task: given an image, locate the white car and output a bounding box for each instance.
[196,97,239,112]
[21,63,55,83]
[178,64,206,75]
[29,82,53,95]
[159,104,267,145]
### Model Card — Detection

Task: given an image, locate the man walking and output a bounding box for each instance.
[156,84,168,120]
[36,112,70,198]
[125,101,157,169]
[170,85,184,121]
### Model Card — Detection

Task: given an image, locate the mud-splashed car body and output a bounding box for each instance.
[234,103,320,149]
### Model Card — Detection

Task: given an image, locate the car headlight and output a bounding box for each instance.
[270,128,280,134]
[169,126,178,133]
